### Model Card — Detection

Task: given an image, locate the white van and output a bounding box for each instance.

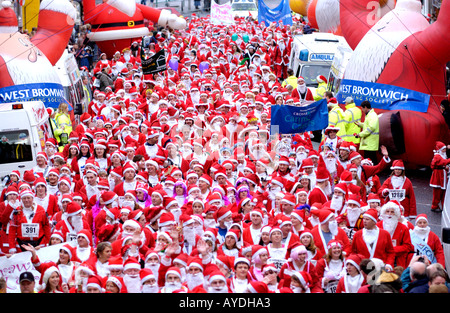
[289,33,351,92]
[0,101,54,186]
[54,48,86,115]
[441,183,450,271]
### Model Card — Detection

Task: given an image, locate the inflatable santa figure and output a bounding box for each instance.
[83,0,187,57]
[0,0,76,89]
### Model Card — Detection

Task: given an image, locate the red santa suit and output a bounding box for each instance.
[351,209,396,269]
[429,142,450,211]
[378,174,417,219]
[33,193,59,220]
[310,223,352,257]
[376,218,414,269]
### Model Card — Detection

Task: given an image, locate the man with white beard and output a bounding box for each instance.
[376,201,414,269]
[337,193,364,241]
[181,215,198,255]
[189,87,201,104]
[143,250,161,286]
[324,150,343,184]
[160,266,189,293]
[185,257,205,291]
[291,76,314,103]
[207,271,230,293]
[409,214,446,267]
[122,257,142,293]
[140,268,160,293]
[55,201,90,243]
[295,145,309,168]
[328,182,347,215]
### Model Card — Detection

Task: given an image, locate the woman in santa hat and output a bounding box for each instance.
[378,159,417,220]
[279,243,322,293]
[36,261,64,293]
[407,213,446,267]
[299,230,324,266]
[248,245,270,282]
[315,239,347,293]
[217,229,240,258]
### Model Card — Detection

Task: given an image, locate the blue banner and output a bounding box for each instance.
[0,83,71,110]
[270,99,328,135]
[336,79,430,113]
[258,0,292,26]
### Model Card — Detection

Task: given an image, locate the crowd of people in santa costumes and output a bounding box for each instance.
[0,12,449,294]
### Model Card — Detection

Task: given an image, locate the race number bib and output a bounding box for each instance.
[268,258,287,270]
[21,223,39,238]
[325,280,339,293]
[389,189,405,202]
[66,233,78,242]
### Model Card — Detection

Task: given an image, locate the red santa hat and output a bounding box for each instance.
[291,271,312,290]
[66,202,83,217]
[346,253,364,271]
[123,257,141,272]
[86,275,104,292]
[415,213,428,224]
[318,209,335,224]
[367,193,381,204]
[390,159,405,170]
[363,208,379,223]
[140,268,155,284]
[247,281,270,293]
[281,193,296,206]
[165,266,182,280]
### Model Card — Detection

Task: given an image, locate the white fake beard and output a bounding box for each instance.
[124,274,142,293]
[145,263,160,283]
[164,281,182,293]
[297,152,307,163]
[142,283,159,293]
[298,83,306,94]
[325,159,337,174]
[191,93,200,104]
[330,195,343,213]
[7,200,19,209]
[382,215,398,236]
[208,285,228,293]
[308,216,318,227]
[186,273,204,290]
[347,208,361,227]
[328,220,339,236]
[184,228,196,246]
[72,216,84,233]
[439,151,448,159]
[171,208,182,223]
[194,225,204,237]
[212,122,222,131]
[323,182,332,197]
[413,226,430,240]
[204,219,217,228]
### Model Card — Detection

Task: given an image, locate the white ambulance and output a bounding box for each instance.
[0,101,54,187]
[289,33,351,92]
